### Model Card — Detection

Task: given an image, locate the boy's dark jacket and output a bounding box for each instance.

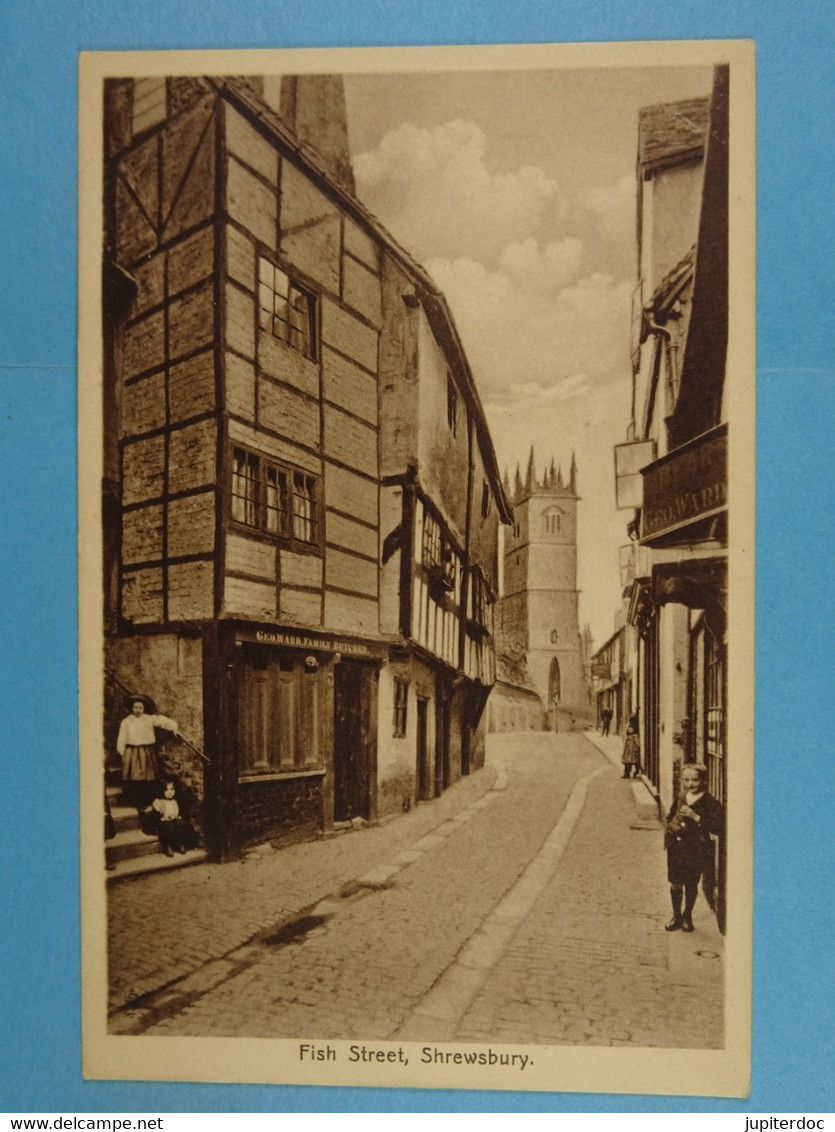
[664,789,723,855]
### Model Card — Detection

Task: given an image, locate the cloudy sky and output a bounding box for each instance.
[343,63,713,648]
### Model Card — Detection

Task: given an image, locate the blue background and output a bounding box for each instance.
[1,0,832,1113]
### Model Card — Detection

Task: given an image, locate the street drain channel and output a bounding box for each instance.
[339,878,395,899]
[263,914,330,946]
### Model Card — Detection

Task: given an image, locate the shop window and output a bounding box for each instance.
[704,627,726,806]
[258,256,318,361]
[232,447,320,548]
[393,677,409,738]
[238,652,321,776]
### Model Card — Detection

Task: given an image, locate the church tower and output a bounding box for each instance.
[498,449,590,726]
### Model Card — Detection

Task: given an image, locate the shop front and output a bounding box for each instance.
[202,623,385,858]
[636,424,728,929]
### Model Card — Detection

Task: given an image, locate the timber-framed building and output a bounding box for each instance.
[102,74,511,860]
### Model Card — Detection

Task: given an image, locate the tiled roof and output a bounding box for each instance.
[649,245,696,313]
[638,97,709,171]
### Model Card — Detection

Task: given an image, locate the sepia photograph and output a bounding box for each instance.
[79,40,755,1096]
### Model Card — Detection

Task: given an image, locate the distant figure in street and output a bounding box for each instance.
[600,707,613,736]
[145,777,197,857]
[116,697,179,808]
[621,723,640,778]
[664,762,723,932]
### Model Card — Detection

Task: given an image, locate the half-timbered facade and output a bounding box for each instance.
[102,74,511,858]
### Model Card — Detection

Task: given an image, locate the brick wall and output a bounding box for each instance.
[236,775,323,848]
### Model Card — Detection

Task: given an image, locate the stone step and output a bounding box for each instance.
[106,826,162,864]
[104,771,206,879]
[110,804,142,834]
[106,846,207,883]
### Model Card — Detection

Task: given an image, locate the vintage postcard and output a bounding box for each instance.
[79,39,755,1095]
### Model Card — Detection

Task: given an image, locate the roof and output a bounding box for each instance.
[213,77,513,524]
[648,245,696,315]
[590,624,626,663]
[638,97,709,172]
[492,680,543,705]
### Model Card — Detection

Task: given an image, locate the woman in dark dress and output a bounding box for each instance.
[664,762,723,932]
[621,723,640,778]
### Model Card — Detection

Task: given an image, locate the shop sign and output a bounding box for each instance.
[249,629,370,655]
[614,439,655,510]
[641,425,727,542]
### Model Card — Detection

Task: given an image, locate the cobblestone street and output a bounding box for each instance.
[108,731,724,1049]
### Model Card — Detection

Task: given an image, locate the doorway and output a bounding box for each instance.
[333,660,376,823]
[434,684,451,796]
[416,697,431,802]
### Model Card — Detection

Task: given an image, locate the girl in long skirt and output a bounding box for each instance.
[116,697,179,808]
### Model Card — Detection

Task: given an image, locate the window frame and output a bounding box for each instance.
[421,509,456,592]
[392,676,409,738]
[446,372,459,436]
[467,568,492,638]
[481,480,491,520]
[230,445,321,552]
[258,255,319,362]
[238,649,324,779]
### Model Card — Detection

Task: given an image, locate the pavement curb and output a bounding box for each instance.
[583,729,660,822]
[396,763,609,1042]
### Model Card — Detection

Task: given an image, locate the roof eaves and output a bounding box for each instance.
[590,624,625,661]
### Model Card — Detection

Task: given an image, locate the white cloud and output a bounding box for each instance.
[354,120,565,263]
[584,173,636,245]
[498,236,584,293]
[426,254,633,402]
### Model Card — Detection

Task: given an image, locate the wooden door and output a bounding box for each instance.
[434,688,451,796]
[333,661,374,822]
[416,697,430,801]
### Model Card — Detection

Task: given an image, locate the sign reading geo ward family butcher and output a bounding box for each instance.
[641,423,727,541]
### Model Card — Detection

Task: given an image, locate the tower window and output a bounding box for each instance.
[543,510,562,536]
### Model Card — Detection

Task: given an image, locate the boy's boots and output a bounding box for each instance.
[665,885,684,931]
[681,884,698,932]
